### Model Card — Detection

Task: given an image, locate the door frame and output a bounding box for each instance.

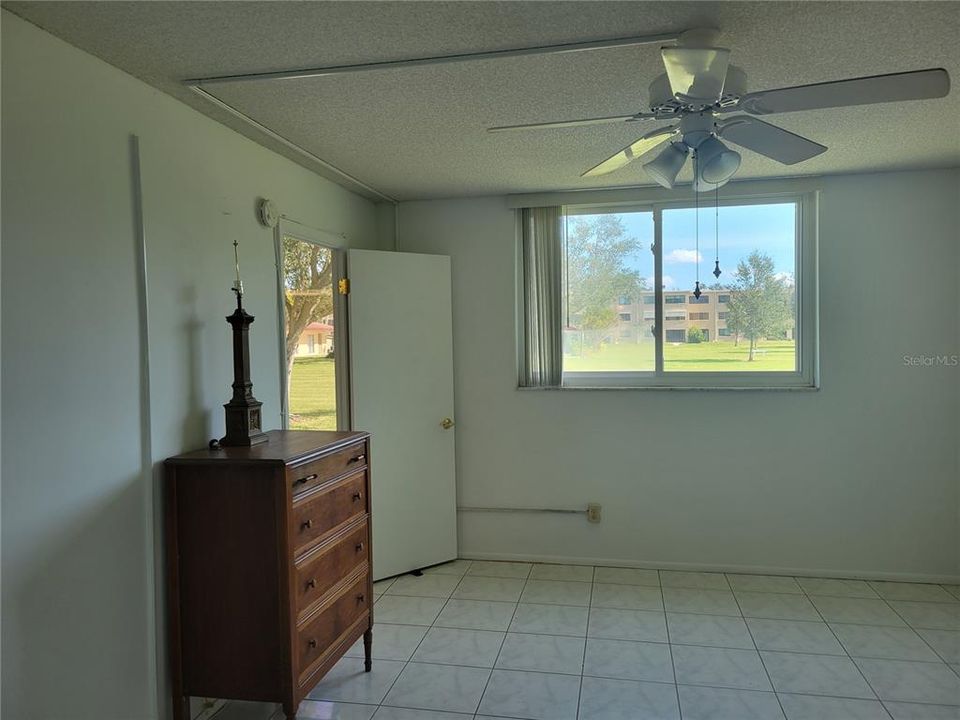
[274,218,352,430]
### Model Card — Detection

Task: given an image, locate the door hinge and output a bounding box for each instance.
[338,278,350,295]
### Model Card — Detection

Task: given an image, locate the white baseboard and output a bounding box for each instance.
[459,551,960,585]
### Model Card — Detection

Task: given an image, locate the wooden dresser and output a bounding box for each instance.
[164,430,373,720]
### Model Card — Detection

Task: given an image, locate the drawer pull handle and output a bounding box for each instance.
[294,473,318,486]
[356,594,365,603]
[348,454,366,464]
[352,492,363,501]
[306,579,316,589]
[301,519,313,530]
[307,639,317,649]
[355,542,364,552]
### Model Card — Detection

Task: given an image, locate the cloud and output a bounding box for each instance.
[774,271,795,285]
[665,249,703,264]
[661,275,676,288]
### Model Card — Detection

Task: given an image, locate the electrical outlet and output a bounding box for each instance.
[586,503,602,523]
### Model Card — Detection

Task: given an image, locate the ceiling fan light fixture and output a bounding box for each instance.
[697,136,741,185]
[643,142,688,188]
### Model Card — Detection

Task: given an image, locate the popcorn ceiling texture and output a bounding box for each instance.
[7,1,959,200]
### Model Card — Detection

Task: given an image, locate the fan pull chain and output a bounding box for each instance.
[713,183,722,279]
[693,151,702,300]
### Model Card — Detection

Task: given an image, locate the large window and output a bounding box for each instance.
[560,195,816,388]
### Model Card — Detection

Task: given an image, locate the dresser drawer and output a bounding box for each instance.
[295,521,369,620]
[292,471,367,556]
[288,441,367,497]
[297,573,369,682]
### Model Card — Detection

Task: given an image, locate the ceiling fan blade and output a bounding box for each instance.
[739,68,950,115]
[719,116,826,165]
[488,113,653,132]
[582,126,679,177]
[661,47,731,100]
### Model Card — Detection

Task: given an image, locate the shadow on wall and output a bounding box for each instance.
[180,284,210,450]
[13,477,156,718]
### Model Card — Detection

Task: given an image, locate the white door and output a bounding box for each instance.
[347,249,458,580]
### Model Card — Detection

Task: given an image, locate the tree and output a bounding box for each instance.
[724,251,791,361]
[565,215,646,336]
[283,238,333,380]
[687,327,705,344]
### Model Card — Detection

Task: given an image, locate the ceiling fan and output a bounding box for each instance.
[488,29,950,190]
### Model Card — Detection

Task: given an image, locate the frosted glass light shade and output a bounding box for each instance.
[643,143,688,188]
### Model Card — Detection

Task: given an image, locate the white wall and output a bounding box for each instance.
[399,168,960,582]
[1,13,382,720]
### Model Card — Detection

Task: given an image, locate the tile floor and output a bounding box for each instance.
[284,561,960,719]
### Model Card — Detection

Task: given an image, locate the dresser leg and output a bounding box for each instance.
[283,700,299,719]
[172,695,189,720]
[363,628,373,672]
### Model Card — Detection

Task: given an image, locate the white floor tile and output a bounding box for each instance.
[578,676,680,720]
[509,603,589,637]
[496,632,585,675]
[307,657,406,705]
[594,566,661,587]
[382,662,490,714]
[667,612,755,650]
[478,669,580,720]
[727,574,803,595]
[942,585,960,602]
[451,576,525,602]
[736,592,821,621]
[296,701,378,720]
[917,628,960,664]
[345,624,428,662]
[371,708,471,720]
[465,561,531,579]
[777,693,890,720]
[809,596,906,627]
[410,627,505,667]
[661,571,731,590]
[372,596,446,626]
[529,563,594,582]
[890,602,960,631]
[761,651,876,699]
[662,587,741,616]
[831,623,941,661]
[678,685,784,720]
[433,599,516,631]
[521,579,593,606]
[747,618,845,655]
[421,559,472,576]
[884,701,960,719]
[869,582,959,603]
[796,578,879,598]
[591,583,663,611]
[854,658,960,705]
[672,645,772,691]
[373,578,396,594]
[588,607,669,643]
[583,638,674,683]
[384,574,461,598]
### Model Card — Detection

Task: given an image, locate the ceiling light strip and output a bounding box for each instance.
[187,86,397,203]
[183,32,681,86]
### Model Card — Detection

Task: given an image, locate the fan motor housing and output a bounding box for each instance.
[648,64,747,113]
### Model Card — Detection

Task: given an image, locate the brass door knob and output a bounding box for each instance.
[440,417,455,430]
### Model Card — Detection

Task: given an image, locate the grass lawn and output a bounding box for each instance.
[564,339,796,372]
[289,356,337,430]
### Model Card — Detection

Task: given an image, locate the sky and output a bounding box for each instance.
[585,202,796,292]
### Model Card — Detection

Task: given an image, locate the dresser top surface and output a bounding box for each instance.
[166,430,369,465]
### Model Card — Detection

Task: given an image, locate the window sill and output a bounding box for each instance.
[517,384,820,392]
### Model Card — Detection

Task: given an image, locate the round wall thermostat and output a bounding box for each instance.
[257,198,279,228]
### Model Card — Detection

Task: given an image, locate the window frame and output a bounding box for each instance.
[560,191,818,390]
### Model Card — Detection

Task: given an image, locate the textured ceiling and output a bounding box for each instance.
[5,1,959,201]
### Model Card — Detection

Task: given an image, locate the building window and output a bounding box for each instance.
[618,295,632,305]
[559,193,815,388]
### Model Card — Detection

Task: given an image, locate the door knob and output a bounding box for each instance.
[440,417,455,430]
